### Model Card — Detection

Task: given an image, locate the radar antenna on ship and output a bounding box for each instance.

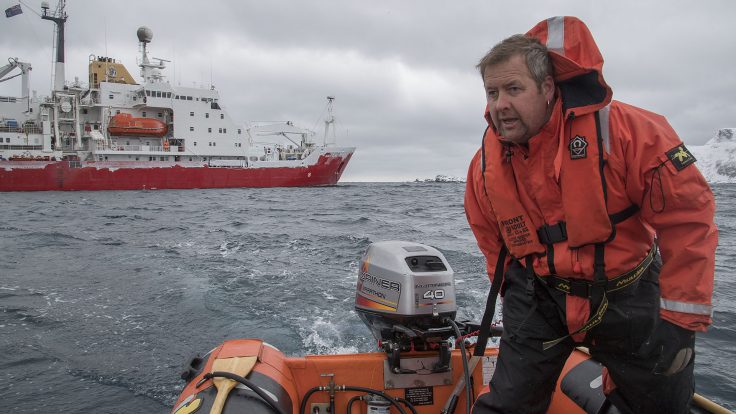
[136,27,166,83]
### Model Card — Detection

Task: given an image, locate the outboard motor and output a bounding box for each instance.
[355,241,458,373]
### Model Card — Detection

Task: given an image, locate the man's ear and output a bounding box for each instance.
[542,75,555,101]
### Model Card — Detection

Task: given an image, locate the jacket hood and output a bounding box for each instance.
[483,16,612,124]
[526,16,612,115]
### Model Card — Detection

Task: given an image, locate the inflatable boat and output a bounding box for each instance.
[171,241,733,414]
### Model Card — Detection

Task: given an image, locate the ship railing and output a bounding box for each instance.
[60,143,88,151]
[208,159,249,168]
[0,126,23,133]
[0,126,43,134]
[105,145,177,153]
[0,144,43,150]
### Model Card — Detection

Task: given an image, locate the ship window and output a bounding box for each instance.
[160,157,165,161]
[189,157,192,161]
[250,156,258,161]
[93,124,99,130]
[142,112,147,117]
[237,129,241,134]
[187,96,192,100]
[220,114,224,119]
[175,95,179,99]
[158,113,162,118]
[83,109,88,114]
[159,91,163,98]
[223,128,227,133]
[116,110,120,114]
[208,142,212,146]
[109,94,114,99]
[166,92,171,98]
[190,127,194,131]
[213,142,216,146]
[190,112,194,116]
[133,97,137,101]
[126,141,130,145]
[104,156,108,160]
[218,128,222,133]
[193,142,197,146]
[135,157,139,160]
[145,90,151,96]
[208,128,212,133]
[205,113,209,118]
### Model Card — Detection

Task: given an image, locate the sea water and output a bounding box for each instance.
[1,182,734,412]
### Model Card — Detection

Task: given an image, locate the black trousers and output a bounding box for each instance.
[472,257,694,414]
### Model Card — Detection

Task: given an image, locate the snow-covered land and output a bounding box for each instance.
[413,175,466,183]
[689,128,736,183]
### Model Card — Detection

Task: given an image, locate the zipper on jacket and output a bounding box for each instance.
[504,144,513,163]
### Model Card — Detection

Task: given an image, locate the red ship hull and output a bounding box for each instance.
[0,152,352,191]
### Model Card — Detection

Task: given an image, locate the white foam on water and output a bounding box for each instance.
[298,314,360,355]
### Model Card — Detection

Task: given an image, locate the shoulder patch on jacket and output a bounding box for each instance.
[666,144,696,171]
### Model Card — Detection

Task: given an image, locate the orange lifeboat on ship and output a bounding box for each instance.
[107,113,168,137]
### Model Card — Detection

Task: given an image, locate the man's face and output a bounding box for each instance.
[483,54,553,145]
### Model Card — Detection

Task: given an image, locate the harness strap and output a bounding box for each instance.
[609,204,640,224]
[539,244,657,297]
[541,244,657,350]
[535,203,639,247]
[473,245,507,357]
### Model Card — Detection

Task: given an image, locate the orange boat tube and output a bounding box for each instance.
[171,339,626,414]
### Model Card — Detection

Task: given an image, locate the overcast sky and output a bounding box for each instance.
[1,0,734,181]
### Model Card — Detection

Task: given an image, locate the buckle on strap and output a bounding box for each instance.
[568,279,590,298]
[537,222,567,244]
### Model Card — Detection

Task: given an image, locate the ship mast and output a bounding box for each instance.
[41,0,67,92]
[323,96,336,146]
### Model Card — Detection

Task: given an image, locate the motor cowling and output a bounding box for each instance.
[355,241,457,349]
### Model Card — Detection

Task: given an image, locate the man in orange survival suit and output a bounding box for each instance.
[465,16,717,414]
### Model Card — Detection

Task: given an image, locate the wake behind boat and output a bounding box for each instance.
[0,1,354,191]
[172,241,732,414]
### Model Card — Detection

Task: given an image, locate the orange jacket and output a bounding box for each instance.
[465,16,717,332]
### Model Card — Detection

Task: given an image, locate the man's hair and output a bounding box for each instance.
[476,34,553,89]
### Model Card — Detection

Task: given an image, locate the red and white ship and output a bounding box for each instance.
[0,1,354,191]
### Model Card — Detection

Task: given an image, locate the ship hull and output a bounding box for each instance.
[0,152,352,191]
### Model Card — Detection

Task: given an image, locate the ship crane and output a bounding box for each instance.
[0,58,32,100]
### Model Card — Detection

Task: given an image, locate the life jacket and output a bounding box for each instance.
[481,107,614,260]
